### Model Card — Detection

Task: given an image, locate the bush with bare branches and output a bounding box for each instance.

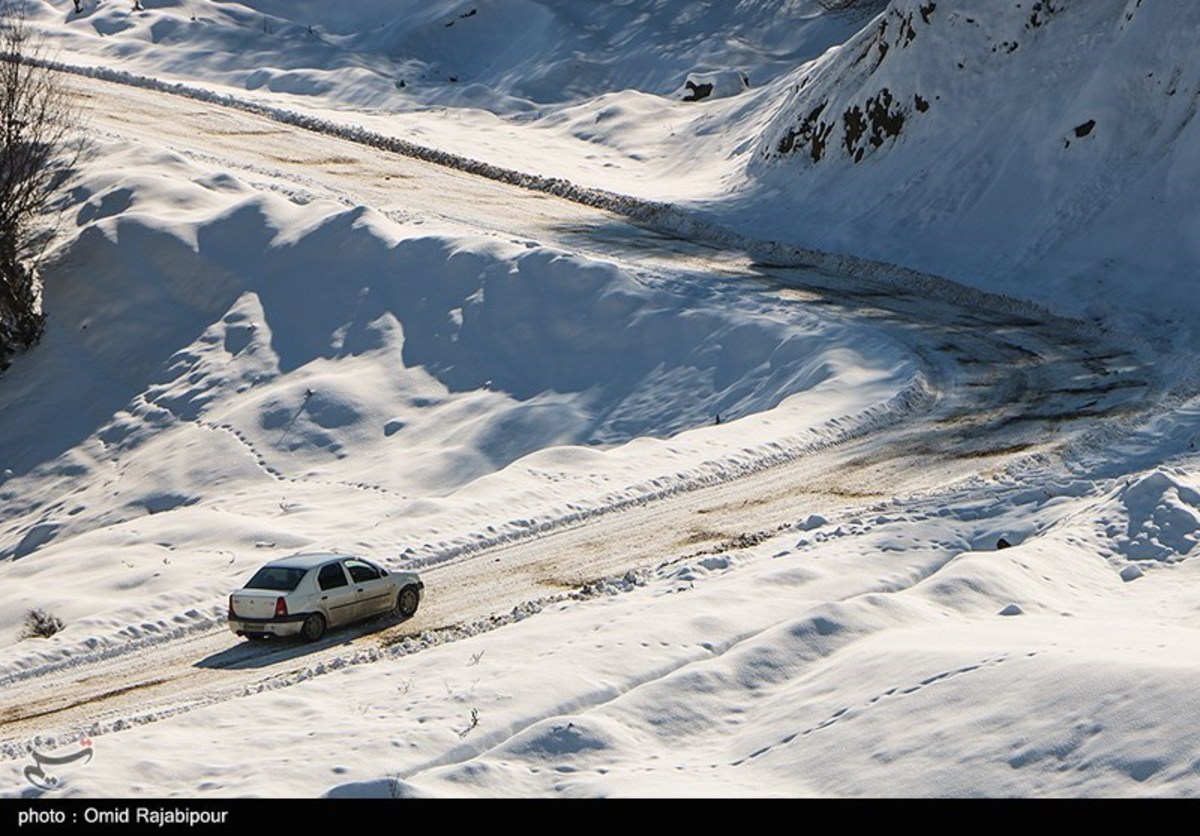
[0,2,79,370]
[22,607,63,639]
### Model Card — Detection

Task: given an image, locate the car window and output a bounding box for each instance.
[318,562,349,591]
[245,566,307,592]
[345,559,381,583]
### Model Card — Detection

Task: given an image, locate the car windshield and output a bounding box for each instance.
[244,566,307,592]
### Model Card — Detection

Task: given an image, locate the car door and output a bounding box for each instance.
[344,558,392,618]
[315,561,358,626]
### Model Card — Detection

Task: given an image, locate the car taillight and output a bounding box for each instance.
[274,597,288,618]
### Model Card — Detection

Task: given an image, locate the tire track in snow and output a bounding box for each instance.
[0,569,650,759]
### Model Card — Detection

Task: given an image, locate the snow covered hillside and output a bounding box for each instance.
[27,0,866,109]
[1,0,1199,799]
[742,0,1200,337]
[27,0,1200,339]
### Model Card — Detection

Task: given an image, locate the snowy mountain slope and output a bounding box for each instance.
[736,0,1200,337]
[27,0,866,110]
[17,0,870,205]
[28,0,1200,342]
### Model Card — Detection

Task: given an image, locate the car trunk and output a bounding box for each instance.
[230,590,284,620]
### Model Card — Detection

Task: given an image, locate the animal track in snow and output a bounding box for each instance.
[730,653,1011,766]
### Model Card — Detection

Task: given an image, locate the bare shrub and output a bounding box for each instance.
[22,607,64,638]
[0,1,80,370]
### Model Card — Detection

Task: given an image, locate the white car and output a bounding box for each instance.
[228,553,423,642]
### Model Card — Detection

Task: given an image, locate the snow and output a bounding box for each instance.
[740,0,1200,340]
[0,133,916,664]
[9,473,1200,797]
[26,0,1198,338]
[1,0,1199,799]
[27,0,864,109]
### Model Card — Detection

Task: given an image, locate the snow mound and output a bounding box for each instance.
[26,200,845,476]
[677,71,750,103]
[2,521,62,561]
[496,716,631,761]
[1103,470,1200,563]
[420,715,643,793]
[1119,564,1143,583]
[323,777,429,799]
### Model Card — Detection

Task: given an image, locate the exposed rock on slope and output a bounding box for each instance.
[743,0,1200,334]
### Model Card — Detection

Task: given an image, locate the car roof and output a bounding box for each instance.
[266,552,363,570]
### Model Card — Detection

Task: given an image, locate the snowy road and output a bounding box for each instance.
[0,75,1157,757]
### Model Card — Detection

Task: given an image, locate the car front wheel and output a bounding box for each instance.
[301,613,326,642]
[396,586,420,619]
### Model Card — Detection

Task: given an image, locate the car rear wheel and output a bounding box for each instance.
[301,613,326,642]
[396,586,420,619]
